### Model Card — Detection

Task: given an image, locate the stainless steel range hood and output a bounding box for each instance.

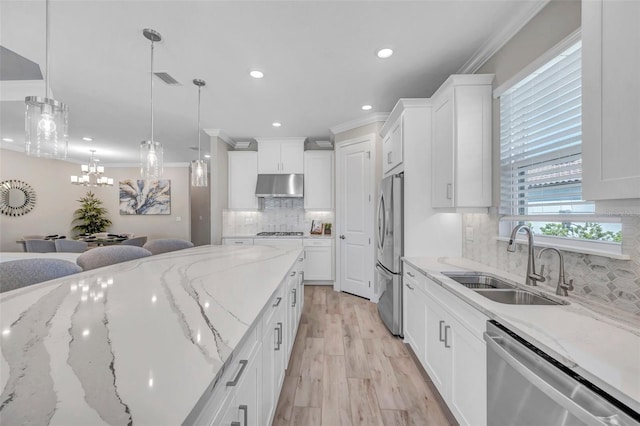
[255,174,304,197]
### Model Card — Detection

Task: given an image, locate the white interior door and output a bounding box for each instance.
[336,137,373,299]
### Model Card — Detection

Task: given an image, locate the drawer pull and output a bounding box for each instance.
[273,297,282,307]
[405,283,414,290]
[407,271,415,277]
[239,405,248,426]
[292,288,297,307]
[290,271,296,277]
[439,320,445,342]
[234,241,244,244]
[226,359,248,387]
[275,322,283,350]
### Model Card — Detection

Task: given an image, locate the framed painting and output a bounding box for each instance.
[119,179,171,215]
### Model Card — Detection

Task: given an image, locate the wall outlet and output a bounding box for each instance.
[465,226,474,241]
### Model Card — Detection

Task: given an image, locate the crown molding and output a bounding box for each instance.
[203,128,238,147]
[457,0,551,74]
[329,112,389,136]
[380,99,431,136]
[254,137,307,143]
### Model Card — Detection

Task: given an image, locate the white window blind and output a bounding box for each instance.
[500,41,593,216]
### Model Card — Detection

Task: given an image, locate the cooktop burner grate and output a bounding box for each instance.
[256,232,304,237]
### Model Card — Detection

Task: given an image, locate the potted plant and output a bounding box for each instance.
[72,191,112,236]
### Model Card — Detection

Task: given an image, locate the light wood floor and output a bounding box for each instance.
[272,285,452,426]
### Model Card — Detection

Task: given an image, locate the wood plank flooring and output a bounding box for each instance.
[273,285,452,426]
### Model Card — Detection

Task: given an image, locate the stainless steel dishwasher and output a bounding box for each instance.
[484,320,640,426]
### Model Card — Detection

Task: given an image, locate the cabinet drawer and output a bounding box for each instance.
[223,238,254,246]
[403,264,427,292]
[303,238,332,247]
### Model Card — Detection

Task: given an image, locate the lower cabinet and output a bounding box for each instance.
[192,255,305,426]
[302,239,333,281]
[402,262,488,426]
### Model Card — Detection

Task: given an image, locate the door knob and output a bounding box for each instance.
[340,235,346,239]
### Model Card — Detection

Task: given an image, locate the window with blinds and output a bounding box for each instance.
[499,40,622,250]
[499,41,593,216]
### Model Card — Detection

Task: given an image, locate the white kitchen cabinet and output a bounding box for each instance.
[430,75,493,209]
[256,138,305,174]
[253,238,303,250]
[304,151,334,210]
[302,238,333,281]
[582,0,640,201]
[261,286,286,426]
[228,151,259,210]
[382,116,403,175]
[223,238,254,246]
[218,343,262,426]
[402,265,427,361]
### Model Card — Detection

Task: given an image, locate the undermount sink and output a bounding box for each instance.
[442,272,564,306]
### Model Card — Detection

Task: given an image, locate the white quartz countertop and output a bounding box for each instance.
[402,256,640,413]
[0,245,301,425]
[223,234,334,239]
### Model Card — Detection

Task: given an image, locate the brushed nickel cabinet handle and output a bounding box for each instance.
[239,405,248,426]
[439,320,445,342]
[226,359,248,387]
[444,325,451,348]
[273,297,282,307]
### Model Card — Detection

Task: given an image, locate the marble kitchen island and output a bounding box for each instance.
[0,244,302,425]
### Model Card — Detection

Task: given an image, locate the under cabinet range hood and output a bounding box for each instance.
[255,174,304,197]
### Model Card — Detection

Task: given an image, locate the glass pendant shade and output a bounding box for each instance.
[140,140,163,179]
[25,96,68,159]
[191,160,207,187]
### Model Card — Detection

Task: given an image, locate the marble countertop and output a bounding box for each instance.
[223,234,334,239]
[0,245,301,425]
[403,256,640,413]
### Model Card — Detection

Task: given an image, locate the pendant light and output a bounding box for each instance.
[140,28,163,179]
[191,79,207,187]
[25,0,68,159]
[70,150,114,187]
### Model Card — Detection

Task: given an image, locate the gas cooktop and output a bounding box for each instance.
[256,232,304,237]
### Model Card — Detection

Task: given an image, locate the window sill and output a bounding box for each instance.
[494,236,631,260]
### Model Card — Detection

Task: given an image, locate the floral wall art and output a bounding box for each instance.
[119,179,171,215]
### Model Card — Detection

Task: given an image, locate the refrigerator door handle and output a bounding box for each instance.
[377,192,386,252]
[376,263,393,278]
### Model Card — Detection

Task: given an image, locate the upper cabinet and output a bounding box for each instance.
[228,151,258,210]
[582,0,640,201]
[382,116,403,175]
[431,74,493,209]
[256,138,305,174]
[304,150,334,210]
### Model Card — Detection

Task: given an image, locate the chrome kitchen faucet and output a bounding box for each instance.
[507,224,546,286]
[538,247,574,296]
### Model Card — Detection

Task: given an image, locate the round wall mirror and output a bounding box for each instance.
[0,180,36,216]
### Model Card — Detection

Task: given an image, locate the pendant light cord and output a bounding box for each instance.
[44,0,50,98]
[150,39,155,144]
[197,85,202,161]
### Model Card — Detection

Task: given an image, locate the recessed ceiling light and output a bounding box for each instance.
[2,137,14,142]
[361,105,372,111]
[82,137,93,141]
[272,122,281,127]
[250,70,264,79]
[204,154,211,159]
[376,48,393,59]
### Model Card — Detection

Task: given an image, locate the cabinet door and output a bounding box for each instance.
[286,272,298,357]
[449,319,487,426]
[423,296,451,397]
[210,393,238,426]
[234,346,262,426]
[280,140,304,174]
[383,118,403,175]
[403,279,426,362]
[229,152,259,210]
[582,0,640,200]
[431,93,454,208]
[261,301,281,425]
[304,151,334,209]
[303,246,332,280]
[257,142,282,174]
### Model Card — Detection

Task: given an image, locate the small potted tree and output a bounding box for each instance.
[72,191,112,236]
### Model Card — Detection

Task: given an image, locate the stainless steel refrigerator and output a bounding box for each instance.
[376,172,403,336]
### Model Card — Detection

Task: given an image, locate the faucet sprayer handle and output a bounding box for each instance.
[539,264,545,277]
[566,279,574,292]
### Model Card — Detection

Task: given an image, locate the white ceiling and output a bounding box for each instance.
[0,0,544,165]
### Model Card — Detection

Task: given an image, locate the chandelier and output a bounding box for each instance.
[71,150,114,187]
[191,79,207,187]
[25,0,68,159]
[140,28,163,179]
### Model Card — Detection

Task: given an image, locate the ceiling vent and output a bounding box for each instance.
[154,72,180,85]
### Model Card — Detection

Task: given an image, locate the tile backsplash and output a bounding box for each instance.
[462,212,640,321]
[223,198,334,236]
